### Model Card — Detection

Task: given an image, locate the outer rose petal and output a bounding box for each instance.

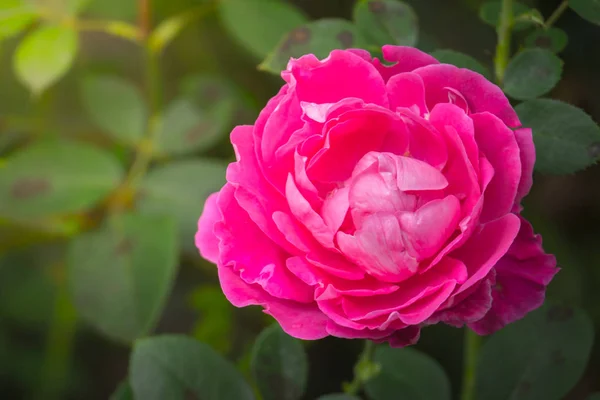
[373,45,439,81]
[195,192,222,264]
[514,128,535,207]
[469,217,558,335]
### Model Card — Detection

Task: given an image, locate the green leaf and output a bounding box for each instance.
[190,286,233,354]
[353,0,418,47]
[137,159,226,252]
[475,304,594,400]
[260,19,370,74]
[503,48,562,100]
[587,394,600,400]
[251,324,308,400]
[80,75,147,145]
[0,140,123,219]
[524,28,568,53]
[67,213,178,343]
[219,0,308,58]
[148,11,193,54]
[317,395,361,400]
[14,25,78,96]
[130,335,254,400]
[570,0,600,26]
[365,346,451,400]
[110,380,133,400]
[0,0,37,39]
[479,1,533,31]
[516,99,600,174]
[430,49,491,79]
[155,98,234,155]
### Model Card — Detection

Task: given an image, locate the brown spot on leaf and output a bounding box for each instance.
[551,349,566,366]
[115,238,134,256]
[588,141,600,158]
[11,177,51,199]
[534,35,552,49]
[281,27,311,52]
[185,121,212,144]
[516,381,532,396]
[547,305,573,322]
[368,0,386,13]
[185,390,199,400]
[201,84,222,102]
[337,31,354,48]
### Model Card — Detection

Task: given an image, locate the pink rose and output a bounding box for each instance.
[196,46,558,346]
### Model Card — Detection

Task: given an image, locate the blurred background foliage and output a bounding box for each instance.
[1,0,600,399]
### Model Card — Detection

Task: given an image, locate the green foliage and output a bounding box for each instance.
[353,0,418,47]
[251,324,308,400]
[0,140,123,219]
[13,25,78,96]
[503,48,563,100]
[317,395,361,400]
[430,49,491,79]
[80,75,147,145]
[260,19,369,74]
[67,213,178,343]
[0,0,38,40]
[129,335,254,400]
[110,380,133,400]
[475,304,594,400]
[365,346,451,400]
[569,0,600,26]
[219,0,308,58]
[479,1,535,31]
[516,99,600,174]
[137,159,226,252]
[190,286,233,354]
[524,28,568,53]
[587,394,600,400]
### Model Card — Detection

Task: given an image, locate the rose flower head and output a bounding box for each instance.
[196,46,558,346]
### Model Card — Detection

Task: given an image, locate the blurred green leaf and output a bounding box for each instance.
[218,0,308,58]
[190,286,233,354]
[570,0,600,26]
[137,159,226,252]
[130,335,254,400]
[110,380,133,400]
[260,19,369,74]
[503,48,562,100]
[68,213,178,343]
[365,346,451,400]
[80,75,147,145]
[0,140,123,219]
[0,0,37,39]
[524,28,568,53]
[475,304,594,400]
[317,395,361,400]
[251,324,308,400]
[479,1,533,31]
[148,11,192,54]
[155,97,234,155]
[84,0,136,20]
[587,393,600,400]
[353,0,418,47]
[14,25,78,96]
[430,49,491,79]
[516,99,600,174]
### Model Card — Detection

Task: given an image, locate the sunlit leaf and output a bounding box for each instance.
[516,99,600,174]
[524,28,568,53]
[430,49,491,79]
[80,75,147,145]
[137,159,226,252]
[569,0,600,26]
[68,213,178,343]
[475,304,594,400]
[365,346,451,400]
[260,19,369,74]
[353,0,418,47]
[0,0,37,39]
[14,25,78,95]
[0,140,123,219]
[251,324,308,400]
[130,335,254,400]
[503,48,562,100]
[219,0,308,58]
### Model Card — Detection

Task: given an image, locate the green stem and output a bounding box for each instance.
[344,340,379,395]
[494,0,513,84]
[460,329,482,400]
[545,0,569,28]
[36,269,78,400]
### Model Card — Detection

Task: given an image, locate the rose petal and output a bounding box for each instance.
[196,192,222,264]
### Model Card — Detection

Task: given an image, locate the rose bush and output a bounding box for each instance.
[196,45,558,346]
